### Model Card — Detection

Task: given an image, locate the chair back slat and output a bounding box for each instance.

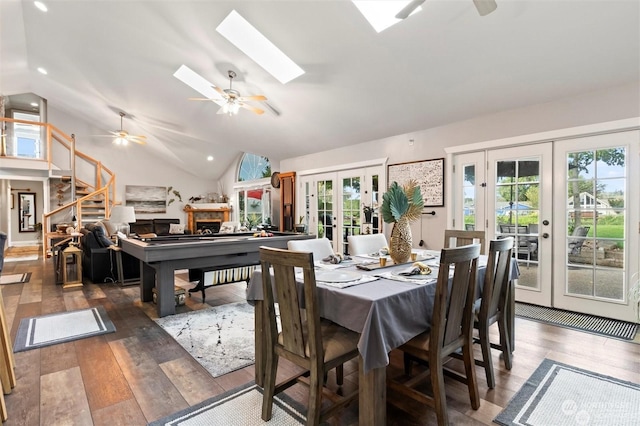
[260,247,320,361]
[444,230,486,253]
[482,238,514,321]
[432,244,480,355]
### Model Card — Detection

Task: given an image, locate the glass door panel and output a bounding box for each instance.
[488,143,552,307]
[341,175,361,255]
[554,132,638,322]
[453,152,485,234]
[317,178,335,245]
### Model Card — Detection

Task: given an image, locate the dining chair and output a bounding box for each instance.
[390,244,481,426]
[443,229,486,253]
[471,237,514,389]
[347,233,388,256]
[287,237,334,261]
[259,246,360,425]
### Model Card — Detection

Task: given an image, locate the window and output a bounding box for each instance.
[11,112,42,159]
[235,153,273,228]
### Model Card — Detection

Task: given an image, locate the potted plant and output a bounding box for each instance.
[362,204,376,223]
[295,216,306,233]
[380,180,423,264]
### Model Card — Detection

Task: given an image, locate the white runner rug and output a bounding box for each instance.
[14,306,116,352]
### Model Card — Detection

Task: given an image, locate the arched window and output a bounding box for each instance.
[237,153,272,181]
[235,153,273,229]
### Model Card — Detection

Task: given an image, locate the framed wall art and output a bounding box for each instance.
[388,158,445,207]
[125,185,167,213]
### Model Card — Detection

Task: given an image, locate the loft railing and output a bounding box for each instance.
[0,117,117,257]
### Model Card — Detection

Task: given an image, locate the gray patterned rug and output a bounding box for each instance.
[495,358,640,425]
[154,302,255,377]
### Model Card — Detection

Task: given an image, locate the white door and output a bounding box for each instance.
[552,131,639,322]
[299,166,384,254]
[452,152,486,234]
[487,143,553,307]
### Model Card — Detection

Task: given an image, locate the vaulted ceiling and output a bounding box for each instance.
[2,1,638,180]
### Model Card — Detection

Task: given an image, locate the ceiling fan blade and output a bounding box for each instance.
[395,0,425,19]
[128,137,147,145]
[238,95,267,102]
[240,103,265,115]
[212,85,227,98]
[473,0,497,16]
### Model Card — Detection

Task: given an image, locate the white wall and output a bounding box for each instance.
[47,106,217,222]
[280,81,640,249]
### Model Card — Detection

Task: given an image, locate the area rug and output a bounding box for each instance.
[515,302,638,340]
[0,272,31,285]
[494,358,640,426]
[4,254,39,262]
[14,306,116,352]
[154,302,255,378]
[149,382,305,425]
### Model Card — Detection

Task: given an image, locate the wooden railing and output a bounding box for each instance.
[1,117,117,257]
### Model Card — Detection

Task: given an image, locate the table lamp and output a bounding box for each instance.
[110,206,136,236]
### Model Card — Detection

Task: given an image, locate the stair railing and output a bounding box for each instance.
[1,117,117,257]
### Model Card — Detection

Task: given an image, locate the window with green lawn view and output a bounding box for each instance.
[235,153,273,229]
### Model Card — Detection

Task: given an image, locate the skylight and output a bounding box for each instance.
[352,1,423,33]
[216,10,304,84]
[173,65,224,107]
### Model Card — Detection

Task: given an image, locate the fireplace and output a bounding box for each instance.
[183,205,231,233]
[196,220,221,233]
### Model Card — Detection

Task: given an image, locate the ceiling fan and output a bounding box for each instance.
[189,70,267,116]
[98,112,147,146]
[395,0,497,19]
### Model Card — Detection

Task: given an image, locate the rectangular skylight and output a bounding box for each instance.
[216,10,304,84]
[173,65,224,107]
[352,1,423,33]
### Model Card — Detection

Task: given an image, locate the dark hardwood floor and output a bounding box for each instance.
[1,253,639,425]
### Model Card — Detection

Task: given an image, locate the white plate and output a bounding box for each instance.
[316,270,362,283]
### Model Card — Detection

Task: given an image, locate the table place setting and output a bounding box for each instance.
[298,270,380,289]
[375,264,438,285]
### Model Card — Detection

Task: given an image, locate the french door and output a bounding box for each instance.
[453,131,639,322]
[298,166,383,255]
[552,131,638,321]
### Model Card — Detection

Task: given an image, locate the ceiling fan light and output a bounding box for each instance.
[473,0,497,16]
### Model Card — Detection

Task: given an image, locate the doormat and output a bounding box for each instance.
[154,302,255,378]
[515,302,638,340]
[495,358,640,425]
[149,382,305,426]
[14,306,116,352]
[0,272,31,285]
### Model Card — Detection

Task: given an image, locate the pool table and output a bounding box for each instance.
[120,232,313,317]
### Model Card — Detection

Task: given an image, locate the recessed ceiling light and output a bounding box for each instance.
[353,1,422,33]
[34,1,47,12]
[207,156,214,161]
[216,10,304,84]
[30,102,38,107]
[37,67,48,75]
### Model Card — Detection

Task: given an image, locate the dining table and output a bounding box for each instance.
[246,249,520,425]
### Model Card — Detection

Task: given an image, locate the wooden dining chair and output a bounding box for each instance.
[391,244,481,426]
[347,233,388,256]
[444,229,486,253]
[472,237,514,388]
[259,246,360,425]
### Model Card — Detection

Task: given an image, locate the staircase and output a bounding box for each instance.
[0,116,117,257]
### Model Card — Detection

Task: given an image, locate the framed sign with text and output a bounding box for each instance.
[387,158,445,207]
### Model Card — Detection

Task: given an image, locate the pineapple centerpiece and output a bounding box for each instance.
[380,180,423,264]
